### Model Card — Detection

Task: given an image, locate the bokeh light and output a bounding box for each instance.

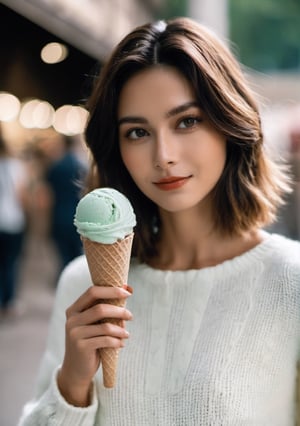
[41,42,68,64]
[19,99,55,129]
[53,105,89,135]
[0,92,21,121]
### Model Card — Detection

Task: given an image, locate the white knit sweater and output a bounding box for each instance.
[18,233,300,426]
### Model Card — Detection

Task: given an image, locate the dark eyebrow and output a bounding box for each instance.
[118,116,148,126]
[118,101,200,126]
[166,101,200,118]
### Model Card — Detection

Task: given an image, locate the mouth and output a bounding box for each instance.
[153,175,192,191]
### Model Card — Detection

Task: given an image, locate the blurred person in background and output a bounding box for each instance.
[45,134,87,279]
[0,128,29,320]
[272,106,300,240]
[288,112,300,240]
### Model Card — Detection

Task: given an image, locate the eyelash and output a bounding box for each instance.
[123,114,203,140]
[125,128,149,140]
[177,115,202,129]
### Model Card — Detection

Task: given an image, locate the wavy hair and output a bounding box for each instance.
[84,17,290,261]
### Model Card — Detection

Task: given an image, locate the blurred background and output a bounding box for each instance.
[0,1,299,425]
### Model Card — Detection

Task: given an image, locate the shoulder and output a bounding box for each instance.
[267,233,300,265]
[262,234,300,285]
[59,254,91,288]
[55,255,92,308]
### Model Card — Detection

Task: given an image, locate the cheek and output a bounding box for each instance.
[213,144,226,167]
[120,145,143,179]
[195,140,226,184]
[205,137,226,167]
[192,142,226,169]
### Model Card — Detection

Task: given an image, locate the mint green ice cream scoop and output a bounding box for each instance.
[74,188,136,244]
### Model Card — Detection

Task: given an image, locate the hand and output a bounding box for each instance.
[57,285,132,406]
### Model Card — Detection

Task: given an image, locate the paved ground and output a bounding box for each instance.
[0,234,59,426]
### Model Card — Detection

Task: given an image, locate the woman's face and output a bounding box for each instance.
[118,65,226,214]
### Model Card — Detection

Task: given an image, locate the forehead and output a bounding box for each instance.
[117,65,196,117]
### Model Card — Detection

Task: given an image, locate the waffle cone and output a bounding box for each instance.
[82,233,134,388]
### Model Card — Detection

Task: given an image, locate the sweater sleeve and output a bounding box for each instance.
[18,367,98,426]
[17,256,99,426]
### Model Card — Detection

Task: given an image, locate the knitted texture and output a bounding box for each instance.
[82,234,133,388]
[18,233,300,426]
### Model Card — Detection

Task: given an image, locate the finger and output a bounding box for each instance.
[68,303,133,327]
[69,334,126,352]
[67,285,131,317]
[123,284,133,294]
[81,335,126,351]
[74,323,130,340]
[89,303,133,324]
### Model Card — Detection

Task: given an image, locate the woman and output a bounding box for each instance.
[19,17,300,425]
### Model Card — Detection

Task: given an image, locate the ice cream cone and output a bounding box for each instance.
[82,233,134,388]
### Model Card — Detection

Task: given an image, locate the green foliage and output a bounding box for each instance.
[157,0,188,20]
[229,0,300,71]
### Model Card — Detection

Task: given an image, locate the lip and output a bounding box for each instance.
[153,176,191,191]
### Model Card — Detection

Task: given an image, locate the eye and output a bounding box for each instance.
[125,128,149,140]
[178,116,202,129]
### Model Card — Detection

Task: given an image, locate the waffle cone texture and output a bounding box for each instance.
[82,233,134,388]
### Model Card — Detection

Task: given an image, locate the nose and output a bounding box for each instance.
[153,131,178,169]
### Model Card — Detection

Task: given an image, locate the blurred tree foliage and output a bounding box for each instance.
[230,0,300,72]
[157,0,187,19]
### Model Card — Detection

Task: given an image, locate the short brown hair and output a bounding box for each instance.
[84,17,290,262]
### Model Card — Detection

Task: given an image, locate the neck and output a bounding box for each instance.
[150,208,263,271]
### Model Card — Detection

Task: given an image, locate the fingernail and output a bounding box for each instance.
[120,288,131,296]
[126,310,133,320]
[123,284,133,294]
